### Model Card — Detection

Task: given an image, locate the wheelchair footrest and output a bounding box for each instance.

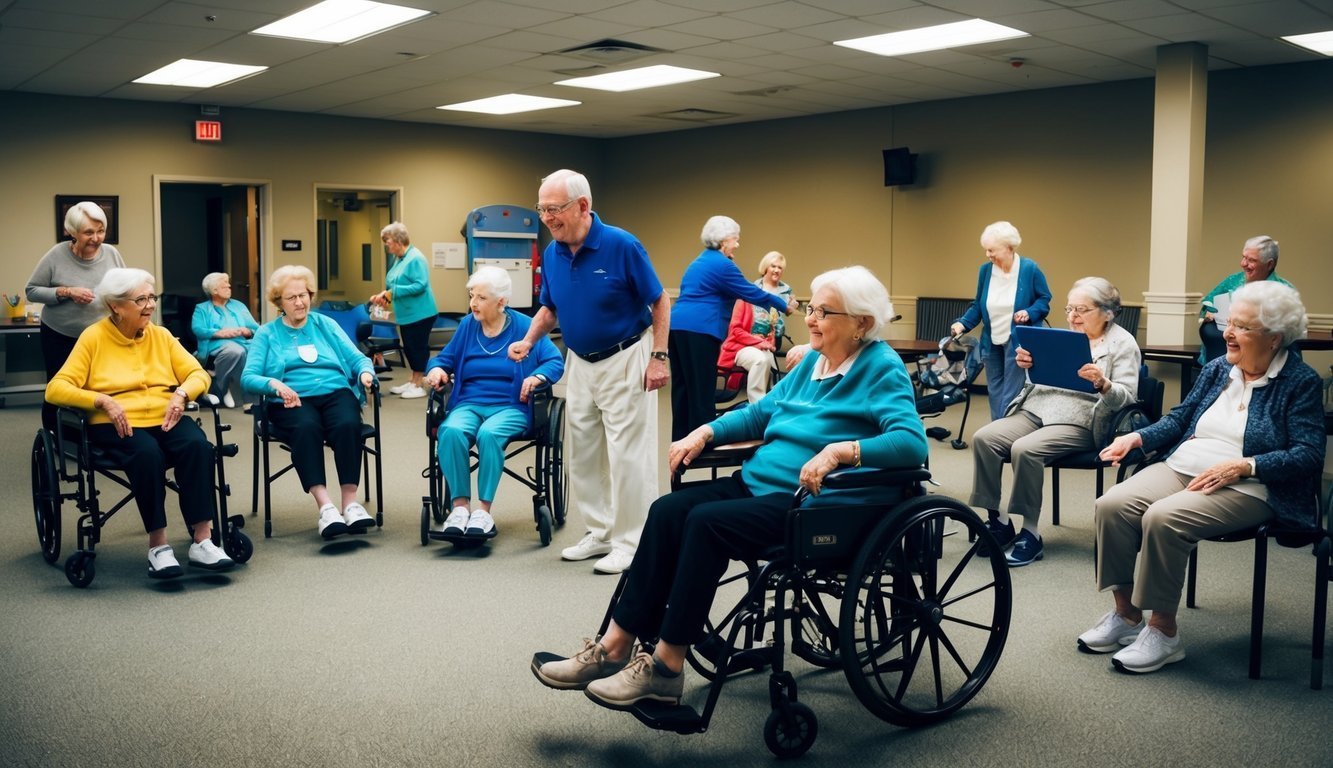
[429,531,493,545]
[629,700,706,735]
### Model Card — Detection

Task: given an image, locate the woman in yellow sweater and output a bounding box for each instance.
[46,268,235,579]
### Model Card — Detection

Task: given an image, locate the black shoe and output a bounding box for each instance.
[978,517,1015,557]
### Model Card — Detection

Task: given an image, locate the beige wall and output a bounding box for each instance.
[3,59,1329,342]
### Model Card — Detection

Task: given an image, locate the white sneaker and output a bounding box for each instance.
[1077,611,1144,653]
[344,502,374,532]
[593,549,634,575]
[562,533,612,562]
[441,506,470,536]
[222,392,236,408]
[188,539,235,571]
[466,509,497,538]
[388,382,411,395]
[147,545,183,579]
[399,383,427,399]
[1112,626,1186,674]
[318,504,349,540]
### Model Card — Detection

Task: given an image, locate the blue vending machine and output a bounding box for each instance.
[464,204,540,310]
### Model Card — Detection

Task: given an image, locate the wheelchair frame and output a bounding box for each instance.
[535,466,1012,758]
[420,382,566,546]
[249,380,384,538]
[31,399,251,588]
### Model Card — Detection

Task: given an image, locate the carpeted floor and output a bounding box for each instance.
[1,383,1329,768]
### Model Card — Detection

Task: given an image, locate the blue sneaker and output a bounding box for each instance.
[978,517,1015,557]
[1005,529,1043,567]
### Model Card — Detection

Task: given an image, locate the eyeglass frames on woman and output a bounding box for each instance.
[1064,305,1096,316]
[534,199,578,217]
[131,294,159,307]
[805,305,853,321]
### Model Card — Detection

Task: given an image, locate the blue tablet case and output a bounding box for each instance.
[1012,326,1096,393]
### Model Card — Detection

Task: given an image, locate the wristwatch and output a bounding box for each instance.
[650,351,669,361]
[173,387,189,400]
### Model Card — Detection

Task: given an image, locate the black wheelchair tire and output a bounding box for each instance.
[839,494,1011,727]
[763,702,818,758]
[32,431,62,565]
[419,500,431,546]
[65,552,95,588]
[547,398,566,526]
[537,505,553,546]
[225,530,254,564]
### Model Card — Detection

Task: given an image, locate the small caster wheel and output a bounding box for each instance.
[763,702,818,759]
[225,531,254,564]
[420,501,431,546]
[537,506,553,546]
[65,552,95,588]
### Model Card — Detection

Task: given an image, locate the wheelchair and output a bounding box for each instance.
[31,399,251,588]
[420,382,566,547]
[533,465,1012,758]
[249,380,384,538]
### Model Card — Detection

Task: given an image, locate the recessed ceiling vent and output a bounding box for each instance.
[650,108,737,122]
[734,85,796,97]
[558,39,665,64]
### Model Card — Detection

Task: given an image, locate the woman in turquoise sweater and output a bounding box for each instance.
[371,222,437,399]
[535,266,928,709]
[243,265,376,540]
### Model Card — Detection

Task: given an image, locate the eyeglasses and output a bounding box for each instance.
[282,292,311,304]
[1225,319,1266,334]
[534,199,578,217]
[1064,305,1096,316]
[805,305,853,321]
[131,294,159,307]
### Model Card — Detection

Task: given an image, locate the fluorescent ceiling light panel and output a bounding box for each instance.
[555,64,720,92]
[133,59,268,87]
[438,94,581,115]
[252,0,431,44]
[1281,30,1333,56]
[835,19,1029,56]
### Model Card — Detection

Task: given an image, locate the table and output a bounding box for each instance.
[0,322,45,407]
[888,338,941,365]
[1141,330,1333,400]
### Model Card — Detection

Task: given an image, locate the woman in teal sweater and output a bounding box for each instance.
[370,222,437,399]
[535,266,928,709]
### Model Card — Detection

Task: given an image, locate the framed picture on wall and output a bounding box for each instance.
[55,195,119,244]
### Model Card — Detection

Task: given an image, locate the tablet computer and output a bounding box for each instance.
[1012,326,1095,393]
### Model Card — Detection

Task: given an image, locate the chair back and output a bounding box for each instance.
[915,297,972,342]
[1116,305,1142,339]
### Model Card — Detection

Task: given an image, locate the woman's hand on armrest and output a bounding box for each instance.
[668,425,714,475]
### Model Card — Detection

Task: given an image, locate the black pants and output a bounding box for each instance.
[398,315,435,373]
[612,475,789,646]
[668,329,722,441]
[88,417,216,534]
[266,389,363,491]
[39,323,80,435]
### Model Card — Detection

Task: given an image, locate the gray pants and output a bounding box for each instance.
[1095,462,1273,613]
[207,342,247,401]
[969,410,1093,529]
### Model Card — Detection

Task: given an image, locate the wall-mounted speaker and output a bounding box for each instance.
[883,147,917,186]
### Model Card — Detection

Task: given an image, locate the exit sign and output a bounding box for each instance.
[195,120,222,142]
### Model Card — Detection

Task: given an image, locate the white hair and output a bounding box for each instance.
[700,216,740,249]
[467,265,512,302]
[1232,281,1307,348]
[980,221,1022,250]
[201,272,229,297]
[810,266,894,343]
[97,268,155,311]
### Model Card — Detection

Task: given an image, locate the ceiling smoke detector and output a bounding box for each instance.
[558,39,665,64]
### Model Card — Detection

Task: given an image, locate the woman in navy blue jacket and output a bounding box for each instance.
[667,216,796,440]
[1082,282,1323,674]
[950,221,1052,421]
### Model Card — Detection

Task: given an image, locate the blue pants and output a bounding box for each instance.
[985,338,1024,422]
[437,403,529,504]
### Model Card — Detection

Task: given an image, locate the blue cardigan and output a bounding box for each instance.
[240,312,374,403]
[709,340,928,501]
[384,245,437,326]
[671,249,790,340]
[954,256,1052,352]
[426,309,564,425]
[191,298,260,362]
[1138,352,1325,529]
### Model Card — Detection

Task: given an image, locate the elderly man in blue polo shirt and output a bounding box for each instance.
[509,169,671,575]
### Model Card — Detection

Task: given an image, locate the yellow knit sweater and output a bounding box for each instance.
[46,318,211,427]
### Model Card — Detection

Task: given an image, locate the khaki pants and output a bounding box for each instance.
[969,411,1093,525]
[733,345,775,403]
[1095,462,1273,613]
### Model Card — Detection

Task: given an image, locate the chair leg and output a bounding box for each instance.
[1186,547,1199,609]
[1313,536,1329,690]
[1051,467,1060,527]
[1248,534,1268,680]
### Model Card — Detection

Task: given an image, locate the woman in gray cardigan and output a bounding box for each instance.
[1082,281,1323,674]
[969,277,1141,567]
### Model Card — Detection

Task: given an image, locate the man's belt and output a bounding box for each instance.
[575,330,646,363]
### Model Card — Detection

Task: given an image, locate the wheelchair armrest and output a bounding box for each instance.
[671,440,763,482]
[792,466,932,506]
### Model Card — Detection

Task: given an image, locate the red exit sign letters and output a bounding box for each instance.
[195,120,222,142]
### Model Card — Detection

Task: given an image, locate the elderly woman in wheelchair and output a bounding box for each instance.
[533,266,933,707]
[423,266,563,540]
[241,265,376,540]
[44,268,235,578]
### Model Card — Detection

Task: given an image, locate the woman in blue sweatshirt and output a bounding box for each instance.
[536,266,928,709]
[668,215,796,440]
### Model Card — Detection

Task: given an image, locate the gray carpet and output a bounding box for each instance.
[1,387,1329,768]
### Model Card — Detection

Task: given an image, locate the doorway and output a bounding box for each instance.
[314,187,398,307]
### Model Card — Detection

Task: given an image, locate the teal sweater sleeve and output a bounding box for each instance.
[709,341,928,498]
[386,246,436,325]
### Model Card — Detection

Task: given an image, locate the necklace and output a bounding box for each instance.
[476,316,511,356]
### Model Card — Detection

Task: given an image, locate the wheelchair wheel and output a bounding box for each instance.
[420,500,432,546]
[546,398,566,526]
[31,431,62,565]
[791,572,843,668]
[536,504,553,546]
[65,552,95,588]
[840,495,1010,727]
[225,530,254,564]
[763,702,818,759]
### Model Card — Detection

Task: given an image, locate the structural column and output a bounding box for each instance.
[1144,42,1208,345]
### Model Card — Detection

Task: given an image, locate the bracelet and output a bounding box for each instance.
[851,440,861,468]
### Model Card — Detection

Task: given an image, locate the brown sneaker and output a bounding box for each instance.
[584,651,684,710]
[533,637,629,690]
